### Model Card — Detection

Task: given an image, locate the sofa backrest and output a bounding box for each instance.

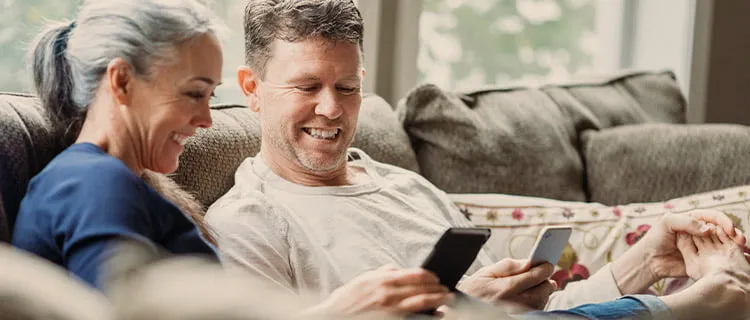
[0,93,67,241]
[398,70,687,201]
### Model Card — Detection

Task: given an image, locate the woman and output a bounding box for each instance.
[12,0,223,289]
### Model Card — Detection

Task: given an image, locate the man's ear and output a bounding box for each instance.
[237,65,260,112]
[106,58,133,106]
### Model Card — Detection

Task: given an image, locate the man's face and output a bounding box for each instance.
[241,38,364,178]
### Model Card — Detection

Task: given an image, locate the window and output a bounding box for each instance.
[0,0,247,104]
[0,0,696,103]
[0,0,84,94]
[416,0,695,92]
[419,0,598,89]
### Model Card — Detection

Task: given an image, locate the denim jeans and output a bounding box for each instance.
[522,295,673,320]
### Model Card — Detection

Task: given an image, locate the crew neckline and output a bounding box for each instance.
[251,148,383,196]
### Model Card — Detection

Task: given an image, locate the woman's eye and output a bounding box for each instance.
[185,92,205,100]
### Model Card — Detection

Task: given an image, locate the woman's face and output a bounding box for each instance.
[127,33,223,174]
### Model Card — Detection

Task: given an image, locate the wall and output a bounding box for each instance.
[689,0,750,124]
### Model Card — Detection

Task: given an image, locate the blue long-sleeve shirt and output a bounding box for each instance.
[12,143,215,289]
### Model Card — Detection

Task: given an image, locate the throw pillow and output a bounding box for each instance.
[400,84,587,201]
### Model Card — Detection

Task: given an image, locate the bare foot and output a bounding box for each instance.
[663,228,750,320]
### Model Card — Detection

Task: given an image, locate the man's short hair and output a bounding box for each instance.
[243,0,364,78]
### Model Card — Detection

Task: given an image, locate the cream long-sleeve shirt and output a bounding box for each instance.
[206,149,623,310]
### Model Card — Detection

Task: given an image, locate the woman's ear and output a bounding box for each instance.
[237,65,260,112]
[106,58,133,106]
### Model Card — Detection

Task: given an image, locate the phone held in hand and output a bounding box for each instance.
[528,226,573,267]
[420,227,492,290]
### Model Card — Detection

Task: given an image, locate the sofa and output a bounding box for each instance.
[2,69,750,317]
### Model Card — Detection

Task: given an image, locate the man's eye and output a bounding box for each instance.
[296,86,319,92]
[338,86,359,95]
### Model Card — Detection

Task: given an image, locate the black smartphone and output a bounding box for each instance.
[420,227,492,290]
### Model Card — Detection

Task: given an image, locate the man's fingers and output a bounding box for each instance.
[488,263,552,297]
[384,268,440,286]
[509,279,556,309]
[479,258,530,278]
[530,262,555,279]
[394,292,454,314]
[378,283,449,307]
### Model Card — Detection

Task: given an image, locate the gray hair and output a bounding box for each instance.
[30,0,224,142]
[243,0,364,78]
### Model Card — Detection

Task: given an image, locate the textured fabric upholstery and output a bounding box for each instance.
[0,93,66,240]
[583,123,750,205]
[398,70,687,201]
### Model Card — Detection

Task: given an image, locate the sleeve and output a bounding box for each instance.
[545,263,624,310]
[58,172,162,289]
[206,192,296,294]
[524,295,671,320]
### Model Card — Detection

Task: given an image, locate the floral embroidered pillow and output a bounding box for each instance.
[451,185,750,295]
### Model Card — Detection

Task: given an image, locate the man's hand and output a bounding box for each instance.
[612,210,746,294]
[309,265,453,316]
[457,258,556,311]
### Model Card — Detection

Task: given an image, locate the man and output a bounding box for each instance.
[206,0,749,318]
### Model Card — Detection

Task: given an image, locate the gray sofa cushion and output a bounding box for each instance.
[543,70,686,128]
[399,70,686,201]
[0,93,65,239]
[170,106,262,210]
[170,94,419,209]
[583,123,750,205]
[399,84,587,201]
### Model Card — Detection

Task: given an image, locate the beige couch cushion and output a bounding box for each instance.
[399,70,686,201]
[583,123,750,205]
[172,94,419,209]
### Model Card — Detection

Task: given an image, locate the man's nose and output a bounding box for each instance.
[315,88,343,119]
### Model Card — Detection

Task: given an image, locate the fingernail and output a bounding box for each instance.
[699,222,711,233]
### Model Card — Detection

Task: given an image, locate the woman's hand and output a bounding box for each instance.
[611,210,746,294]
